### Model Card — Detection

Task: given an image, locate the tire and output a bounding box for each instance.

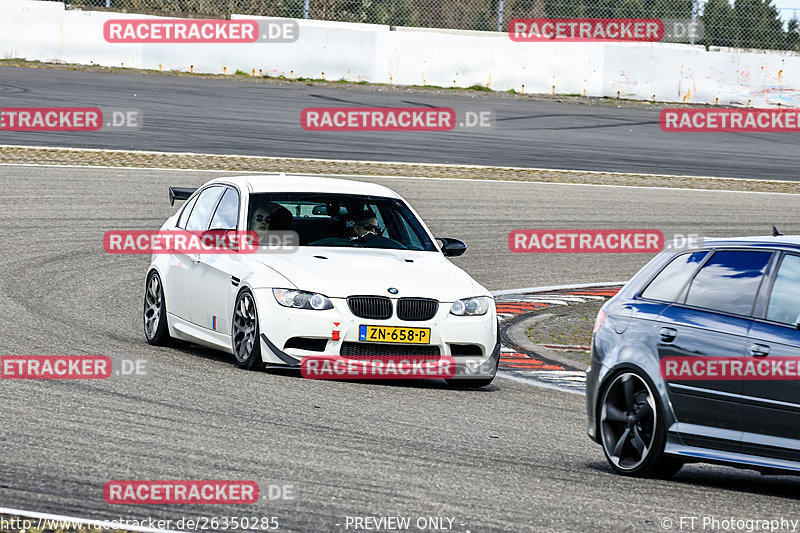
[231,288,263,370]
[143,270,171,346]
[598,369,683,478]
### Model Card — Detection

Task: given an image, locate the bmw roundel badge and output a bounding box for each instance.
[387,287,399,295]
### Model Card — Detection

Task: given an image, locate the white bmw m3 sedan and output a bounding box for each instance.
[143,175,499,387]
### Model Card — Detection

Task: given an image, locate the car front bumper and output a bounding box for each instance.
[253,289,499,378]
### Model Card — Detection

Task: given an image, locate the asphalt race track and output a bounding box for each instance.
[1,164,799,532]
[1,66,800,180]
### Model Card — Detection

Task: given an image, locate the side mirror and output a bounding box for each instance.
[437,237,467,257]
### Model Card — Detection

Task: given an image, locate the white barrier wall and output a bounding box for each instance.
[2,0,799,107]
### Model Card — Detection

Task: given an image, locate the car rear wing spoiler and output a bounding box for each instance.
[169,187,197,206]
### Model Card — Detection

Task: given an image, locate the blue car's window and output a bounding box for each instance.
[641,251,708,302]
[684,250,772,316]
[247,193,437,251]
[766,254,800,325]
[209,188,239,230]
[185,186,224,231]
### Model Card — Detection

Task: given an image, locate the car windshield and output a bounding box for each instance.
[247,193,437,251]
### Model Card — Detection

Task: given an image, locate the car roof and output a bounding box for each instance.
[207,174,402,198]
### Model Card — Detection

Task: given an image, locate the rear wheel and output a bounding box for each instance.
[599,370,682,478]
[232,289,263,370]
[143,270,170,346]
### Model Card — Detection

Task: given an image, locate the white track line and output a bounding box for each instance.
[1,144,797,195]
[0,143,749,180]
[0,506,179,533]
[0,162,794,196]
[492,281,626,297]
[496,372,584,395]
[306,173,799,195]
[0,162,243,173]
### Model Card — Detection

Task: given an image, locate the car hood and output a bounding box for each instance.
[251,247,484,301]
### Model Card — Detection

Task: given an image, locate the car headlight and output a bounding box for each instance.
[450,296,490,316]
[273,289,333,310]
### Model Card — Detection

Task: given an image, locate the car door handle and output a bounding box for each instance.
[749,343,770,358]
[659,327,678,342]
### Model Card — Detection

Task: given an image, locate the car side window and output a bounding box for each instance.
[640,251,708,302]
[176,194,199,229]
[185,186,224,231]
[209,188,240,230]
[684,250,772,316]
[766,254,800,326]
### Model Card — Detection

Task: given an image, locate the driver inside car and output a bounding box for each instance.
[248,202,293,244]
[352,213,383,240]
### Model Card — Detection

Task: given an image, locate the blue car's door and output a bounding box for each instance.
[743,252,800,462]
[655,249,773,453]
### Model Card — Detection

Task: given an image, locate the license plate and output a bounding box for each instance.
[359,325,431,344]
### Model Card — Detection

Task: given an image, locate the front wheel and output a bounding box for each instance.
[599,370,683,478]
[143,270,171,346]
[232,289,263,370]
